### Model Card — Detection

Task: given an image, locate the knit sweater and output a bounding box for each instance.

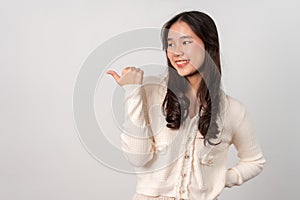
[120,76,266,200]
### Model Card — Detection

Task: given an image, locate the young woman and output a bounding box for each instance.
[107,11,266,200]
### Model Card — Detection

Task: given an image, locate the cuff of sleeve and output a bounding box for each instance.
[122,84,142,97]
[225,167,243,188]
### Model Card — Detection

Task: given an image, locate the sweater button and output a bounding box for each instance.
[182,173,186,177]
[184,155,190,159]
[157,146,163,151]
[156,144,167,154]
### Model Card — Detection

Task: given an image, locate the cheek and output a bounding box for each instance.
[189,46,205,60]
[189,46,205,64]
[167,52,171,59]
[190,45,205,56]
[167,52,174,62]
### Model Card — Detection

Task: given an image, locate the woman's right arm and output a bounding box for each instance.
[107,67,154,167]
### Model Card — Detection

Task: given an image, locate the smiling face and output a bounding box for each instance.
[167,21,206,77]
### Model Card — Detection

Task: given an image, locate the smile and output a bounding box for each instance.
[175,59,190,67]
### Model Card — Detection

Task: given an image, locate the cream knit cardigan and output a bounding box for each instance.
[120,77,266,200]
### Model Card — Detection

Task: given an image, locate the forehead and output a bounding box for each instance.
[167,21,198,40]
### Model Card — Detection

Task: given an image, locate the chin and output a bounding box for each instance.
[176,71,187,77]
[177,70,192,77]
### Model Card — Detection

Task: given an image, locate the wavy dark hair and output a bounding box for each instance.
[161,11,222,146]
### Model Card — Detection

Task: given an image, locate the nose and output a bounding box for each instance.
[172,45,184,56]
[174,49,183,56]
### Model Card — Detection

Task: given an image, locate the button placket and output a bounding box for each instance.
[178,155,189,198]
[179,188,186,194]
[176,122,199,200]
[180,133,197,199]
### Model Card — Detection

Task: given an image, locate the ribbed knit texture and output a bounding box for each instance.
[120,78,266,200]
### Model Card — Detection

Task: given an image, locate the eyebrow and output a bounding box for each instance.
[167,35,192,41]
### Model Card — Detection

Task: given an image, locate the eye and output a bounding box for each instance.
[167,43,175,47]
[183,41,192,45]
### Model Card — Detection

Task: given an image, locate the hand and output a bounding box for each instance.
[106,66,144,86]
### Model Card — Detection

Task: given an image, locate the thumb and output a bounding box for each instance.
[106,70,120,82]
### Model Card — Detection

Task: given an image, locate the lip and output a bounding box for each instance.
[175,59,190,68]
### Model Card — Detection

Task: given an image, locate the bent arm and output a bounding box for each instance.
[120,84,154,167]
[225,105,266,188]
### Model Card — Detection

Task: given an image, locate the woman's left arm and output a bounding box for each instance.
[225,101,266,188]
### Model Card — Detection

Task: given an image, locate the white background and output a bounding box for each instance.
[1,0,300,199]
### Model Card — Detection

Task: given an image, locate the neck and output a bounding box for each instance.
[185,73,202,118]
[186,73,202,94]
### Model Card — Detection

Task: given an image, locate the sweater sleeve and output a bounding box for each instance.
[120,84,154,167]
[225,101,266,188]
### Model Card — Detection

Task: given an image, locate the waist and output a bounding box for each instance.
[133,193,178,200]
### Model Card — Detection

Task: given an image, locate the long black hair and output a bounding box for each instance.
[161,11,222,145]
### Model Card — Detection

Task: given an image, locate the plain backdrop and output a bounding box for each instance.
[1,0,300,199]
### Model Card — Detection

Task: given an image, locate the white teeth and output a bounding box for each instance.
[176,60,189,65]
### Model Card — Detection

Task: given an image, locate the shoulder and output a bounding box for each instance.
[223,93,248,128]
[226,94,247,115]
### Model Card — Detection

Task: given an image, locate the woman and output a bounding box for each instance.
[107,11,266,200]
